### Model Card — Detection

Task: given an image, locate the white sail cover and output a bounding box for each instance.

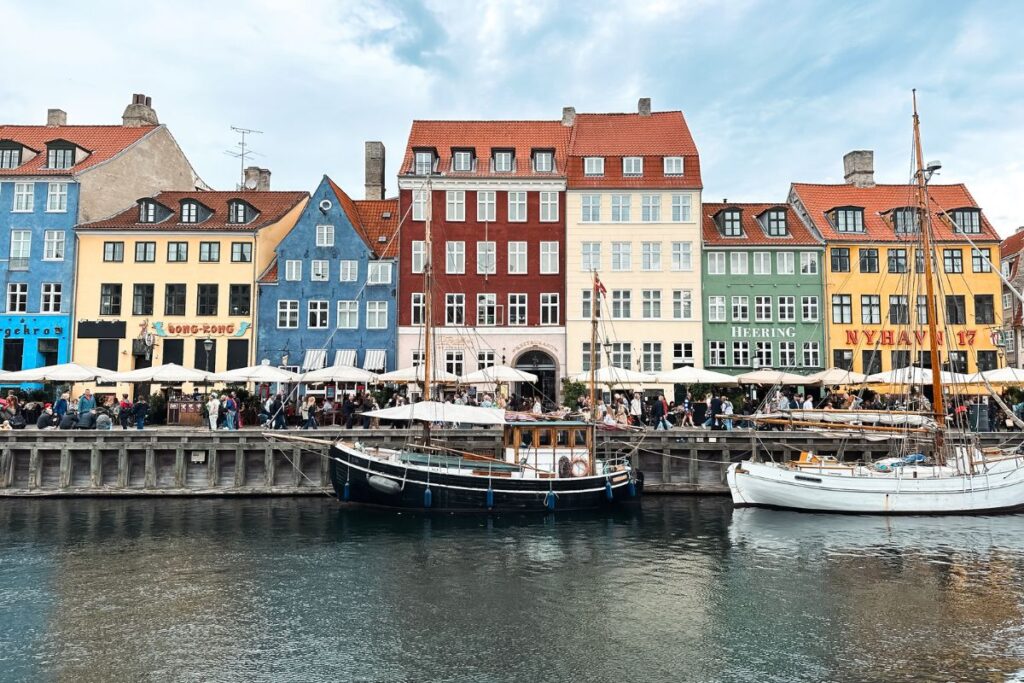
[108,363,213,383]
[0,362,117,383]
[759,409,938,429]
[654,366,738,384]
[363,401,506,425]
[570,366,656,384]
[460,365,538,384]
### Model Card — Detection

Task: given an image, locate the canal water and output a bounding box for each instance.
[1,497,1023,683]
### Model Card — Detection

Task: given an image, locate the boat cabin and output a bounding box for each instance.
[503,421,595,477]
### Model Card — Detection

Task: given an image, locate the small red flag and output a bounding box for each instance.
[594,277,607,297]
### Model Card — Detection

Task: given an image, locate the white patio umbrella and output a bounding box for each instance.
[298,365,378,383]
[735,368,810,385]
[460,365,538,384]
[654,366,738,385]
[805,367,868,386]
[211,360,299,383]
[569,366,657,385]
[377,366,460,383]
[970,367,1024,385]
[0,362,116,383]
[108,363,213,384]
[363,401,506,425]
[865,366,969,385]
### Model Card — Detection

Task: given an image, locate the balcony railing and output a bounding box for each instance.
[9,257,29,271]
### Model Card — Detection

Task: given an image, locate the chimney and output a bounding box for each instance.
[364,141,386,200]
[257,168,271,191]
[638,97,652,116]
[561,106,576,127]
[243,166,261,190]
[122,93,159,127]
[843,150,875,188]
[47,109,67,127]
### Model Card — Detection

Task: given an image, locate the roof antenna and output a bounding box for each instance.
[225,126,264,189]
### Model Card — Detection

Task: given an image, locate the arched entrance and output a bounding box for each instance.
[513,349,557,407]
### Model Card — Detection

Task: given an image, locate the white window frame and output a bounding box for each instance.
[508,241,527,274]
[477,241,496,275]
[540,293,559,326]
[46,182,68,213]
[779,341,797,368]
[778,296,796,323]
[446,241,465,274]
[6,283,27,314]
[277,300,299,329]
[366,301,388,329]
[13,183,34,212]
[477,190,495,222]
[611,290,632,319]
[755,342,773,369]
[507,191,527,222]
[311,260,329,281]
[284,260,302,281]
[540,241,559,274]
[732,341,750,367]
[641,194,661,222]
[43,230,65,261]
[452,150,472,172]
[539,191,558,222]
[708,341,726,367]
[411,293,425,326]
[672,289,692,320]
[339,260,358,282]
[777,252,795,275]
[584,157,604,176]
[803,342,821,368]
[708,252,726,275]
[730,252,748,275]
[708,296,726,322]
[9,230,30,260]
[581,289,593,318]
[641,342,662,373]
[731,296,749,322]
[641,242,661,271]
[671,242,692,271]
[671,194,691,222]
[414,151,434,175]
[316,224,335,247]
[493,151,513,173]
[581,241,601,271]
[477,293,497,326]
[446,293,465,326]
[446,190,465,221]
[411,241,426,274]
[623,157,643,176]
[412,190,428,221]
[581,194,601,222]
[307,300,329,329]
[367,262,392,285]
[755,295,772,322]
[664,157,684,176]
[337,300,359,329]
[800,252,819,275]
[41,282,62,314]
[802,296,820,322]
[533,151,553,173]
[642,289,661,319]
[611,194,631,222]
[611,242,631,271]
[508,293,527,326]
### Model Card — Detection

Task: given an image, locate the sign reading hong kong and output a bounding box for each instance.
[152,321,251,338]
[844,329,996,347]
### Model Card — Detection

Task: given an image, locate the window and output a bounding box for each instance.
[199,242,220,262]
[46,183,67,212]
[975,295,995,324]
[672,242,692,271]
[339,260,358,282]
[730,252,748,275]
[917,295,929,325]
[952,208,981,234]
[611,195,631,222]
[412,190,428,221]
[539,241,559,274]
[229,284,251,316]
[802,296,819,322]
[368,262,392,284]
[755,296,772,322]
[337,301,358,329]
[641,195,661,222]
[888,295,909,325]
[609,342,632,369]
[721,210,742,236]
[229,201,248,224]
[139,201,156,223]
[972,248,992,273]
[477,191,495,222]
[766,209,787,236]
[43,231,64,261]
[540,293,559,325]
[623,157,643,176]
[477,294,497,326]
[411,293,425,325]
[862,350,881,376]
[731,296,749,322]
[803,342,821,368]
[834,207,864,232]
[366,301,388,329]
[307,300,329,329]
[452,150,472,172]
[99,284,121,316]
[47,146,74,169]
[508,294,527,326]
[0,146,21,169]
[197,285,218,316]
[132,284,154,316]
[708,341,727,366]
[673,342,694,368]
[540,192,559,222]
[977,350,998,372]
[508,241,527,274]
[231,242,252,262]
[534,151,553,173]
[493,151,513,173]
[833,349,854,371]
[284,260,302,281]
[1004,292,1013,311]
[778,296,796,322]
[167,242,188,262]
[445,190,465,221]
[584,157,604,176]
[476,241,496,275]
[410,240,427,274]
[611,242,631,271]
[414,151,434,175]
[641,242,661,271]
[671,194,691,222]
[859,248,879,273]
[41,283,61,314]
[887,248,908,273]
[164,284,186,316]
[943,249,963,274]
[311,260,329,281]
[708,296,727,322]
[832,294,852,324]
[445,351,464,377]
[641,343,662,372]
[777,252,794,275]
[673,290,693,319]
[507,191,527,221]
[916,249,926,274]
[13,183,34,212]
[6,284,27,313]
[135,242,156,262]
[779,342,797,368]
[800,252,818,275]
[708,252,726,275]
[755,342,773,369]
[581,242,601,271]
[664,157,684,175]
[581,194,601,222]
[892,208,918,233]
[478,351,496,370]
[180,201,199,223]
[611,290,631,319]
[733,341,750,367]
[446,293,465,325]
[861,295,881,324]
[316,224,335,247]
[642,289,661,319]
[753,252,771,275]
[831,248,850,272]
[103,241,124,262]
[581,289,593,319]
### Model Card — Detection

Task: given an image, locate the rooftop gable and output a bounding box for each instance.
[0,124,157,176]
[702,203,820,247]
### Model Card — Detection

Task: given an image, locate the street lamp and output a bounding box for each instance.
[203,337,214,372]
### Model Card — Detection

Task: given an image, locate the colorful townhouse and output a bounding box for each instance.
[701,202,825,375]
[999,228,1024,368]
[256,167,398,374]
[564,99,704,393]
[0,94,199,377]
[74,181,307,374]
[396,119,569,401]
[790,151,1003,375]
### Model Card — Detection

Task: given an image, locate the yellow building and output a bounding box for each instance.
[790,153,1002,375]
[73,184,307,376]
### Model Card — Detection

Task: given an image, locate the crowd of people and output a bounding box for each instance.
[0,388,151,430]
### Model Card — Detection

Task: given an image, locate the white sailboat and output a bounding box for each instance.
[727,92,1024,514]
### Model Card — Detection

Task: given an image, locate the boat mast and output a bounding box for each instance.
[590,271,598,421]
[422,179,434,443]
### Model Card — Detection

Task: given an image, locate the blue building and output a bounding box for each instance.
[257,175,399,375]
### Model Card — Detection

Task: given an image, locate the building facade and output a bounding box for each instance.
[396,120,569,401]
[256,173,398,373]
[701,203,825,375]
[999,228,1024,367]
[0,94,200,377]
[564,100,704,392]
[74,187,307,375]
[790,151,1003,375]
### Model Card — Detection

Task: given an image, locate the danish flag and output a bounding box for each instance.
[594,276,607,298]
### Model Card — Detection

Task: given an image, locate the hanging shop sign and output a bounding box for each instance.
[152,321,251,338]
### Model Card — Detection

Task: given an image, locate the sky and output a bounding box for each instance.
[3,0,1023,234]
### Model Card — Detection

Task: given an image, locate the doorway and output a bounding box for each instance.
[513,349,557,406]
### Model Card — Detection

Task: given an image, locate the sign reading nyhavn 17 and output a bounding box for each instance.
[844,329,993,347]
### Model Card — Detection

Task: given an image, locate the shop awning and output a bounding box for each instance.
[333,349,357,367]
[302,349,327,370]
[363,349,386,371]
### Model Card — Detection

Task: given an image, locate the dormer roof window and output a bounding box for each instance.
[492,150,514,173]
[0,143,21,169]
[452,149,474,173]
[663,156,684,176]
[765,208,788,236]
[139,200,157,223]
[413,150,435,176]
[829,206,865,233]
[951,207,981,234]
[46,143,75,170]
[228,200,250,224]
[533,149,554,173]
[719,209,742,237]
[584,157,604,176]
[623,157,643,177]
[180,200,200,223]
[891,207,919,233]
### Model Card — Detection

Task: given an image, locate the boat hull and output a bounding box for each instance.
[329,443,643,512]
[727,458,1024,515]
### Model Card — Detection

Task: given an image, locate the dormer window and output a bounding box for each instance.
[492,150,514,173]
[584,157,604,176]
[720,210,742,237]
[533,150,554,173]
[47,144,74,169]
[766,209,788,236]
[414,150,435,175]
[228,201,248,224]
[892,207,919,233]
[0,143,21,169]
[623,157,643,177]
[139,201,157,223]
[452,150,474,172]
[180,200,199,223]
[951,208,981,234]
[663,156,684,176]
[830,207,864,233]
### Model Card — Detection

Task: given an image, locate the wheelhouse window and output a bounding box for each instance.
[766,209,787,236]
[951,208,981,234]
[533,150,554,173]
[831,207,865,233]
[720,210,742,237]
[47,145,74,169]
[179,201,199,223]
[492,150,514,173]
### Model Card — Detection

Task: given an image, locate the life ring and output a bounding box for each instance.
[570,457,590,477]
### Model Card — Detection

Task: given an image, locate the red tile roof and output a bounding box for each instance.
[400,120,570,178]
[325,178,399,258]
[702,203,821,247]
[790,182,999,243]
[78,190,308,231]
[1001,230,1024,263]
[258,259,279,284]
[0,125,157,176]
